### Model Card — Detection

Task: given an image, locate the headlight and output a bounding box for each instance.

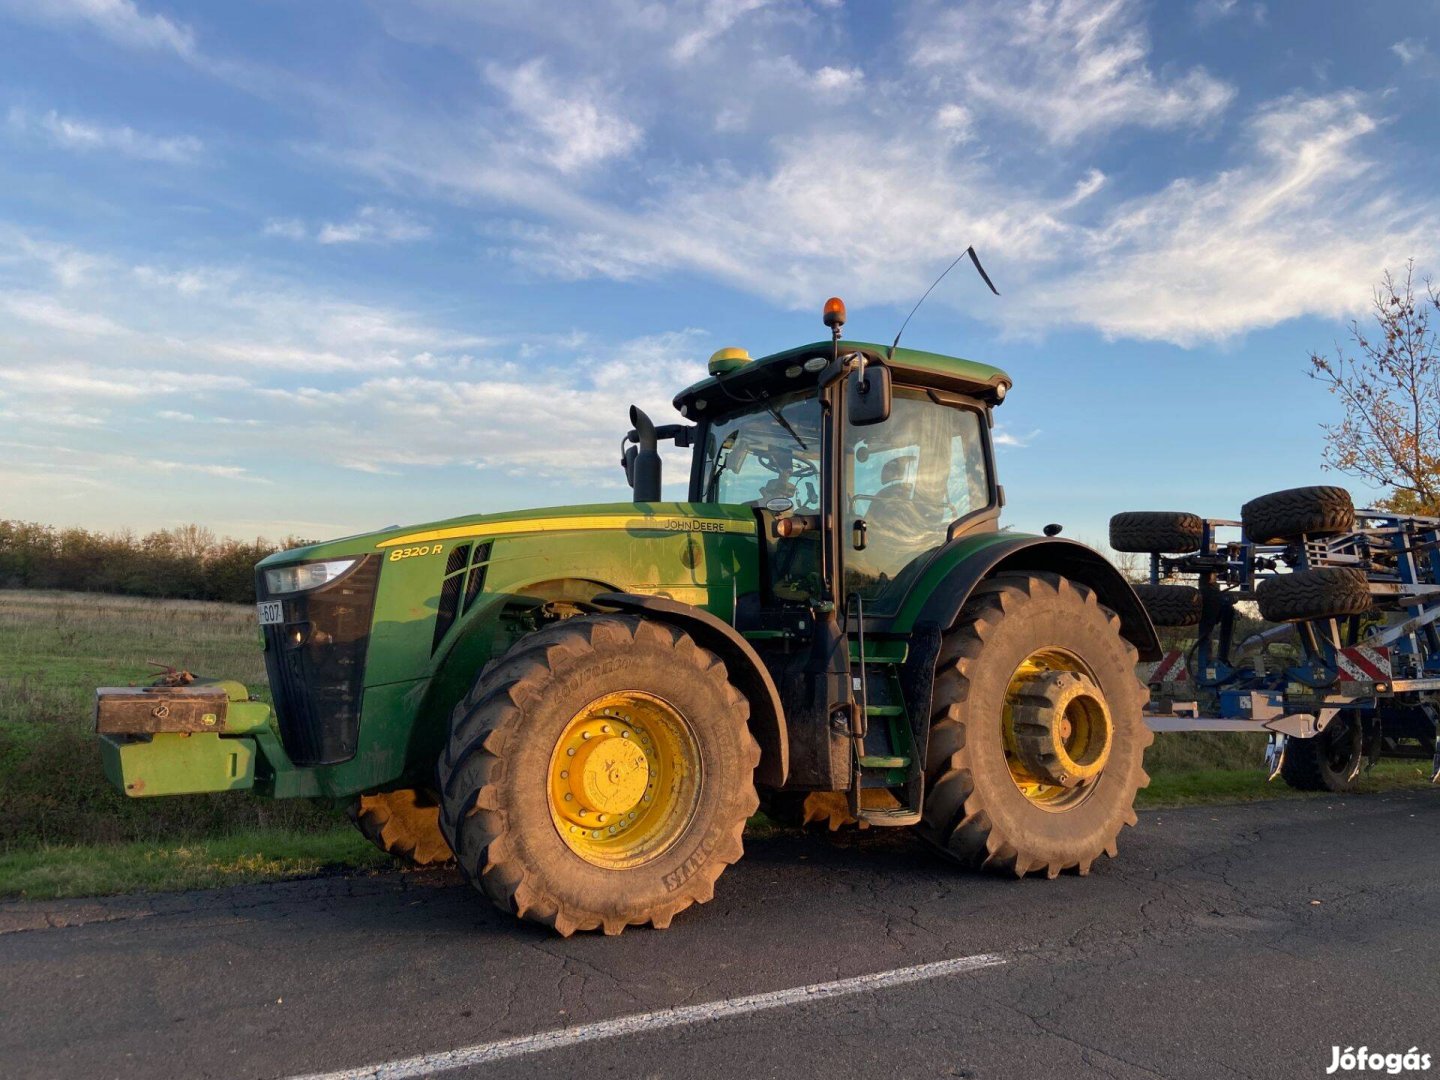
[264,559,357,596]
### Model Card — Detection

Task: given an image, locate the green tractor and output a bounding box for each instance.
[96,298,1159,935]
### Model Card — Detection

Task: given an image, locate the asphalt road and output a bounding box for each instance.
[3,790,1437,1080]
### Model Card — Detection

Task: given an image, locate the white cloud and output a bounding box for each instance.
[316,206,432,245]
[1192,1,1266,26]
[0,228,485,376]
[335,73,1432,347]
[1392,38,1428,66]
[0,0,194,55]
[254,331,699,481]
[487,59,643,174]
[7,107,202,163]
[0,441,263,482]
[935,103,974,145]
[0,228,710,519]
[0,291,129,337]
[0,363,244,399]
[911,0,1235,143]
[0,228,720,511]
[5,0,1435,393]
[262,218,307,240]
[1028,92,1427,343]
[994,428,1040,448]
[670,0,773,62]
[809,65,864,100]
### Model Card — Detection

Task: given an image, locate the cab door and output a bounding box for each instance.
[843,387,995,620]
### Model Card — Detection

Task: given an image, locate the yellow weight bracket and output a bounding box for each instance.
[547,691,702,869]
[1001,648,1114,811]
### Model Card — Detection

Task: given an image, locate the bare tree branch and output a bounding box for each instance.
[1309,260,1440,515]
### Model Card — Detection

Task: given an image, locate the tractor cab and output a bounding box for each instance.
[632,305,1011,622]
[681,340,1004,622]
[623,302,1016,820]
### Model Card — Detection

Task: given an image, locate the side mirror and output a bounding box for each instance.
[848,361,891,426]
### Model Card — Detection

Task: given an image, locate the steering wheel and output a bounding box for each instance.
[755,451,817,483]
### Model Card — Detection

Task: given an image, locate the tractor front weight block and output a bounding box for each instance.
[96,681,312,798]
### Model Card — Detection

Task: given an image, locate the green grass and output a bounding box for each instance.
[0,590,345,897]
[1139,759,1434,806]
[0,827,390,901]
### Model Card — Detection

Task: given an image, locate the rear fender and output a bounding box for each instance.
[898,536,1160,739]
[913,537,1159,656]
[595,592,788,788]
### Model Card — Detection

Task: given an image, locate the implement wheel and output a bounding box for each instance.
[1279,715,1365,792]
[1241,486,1354,543]
[1108,511,1203,554]
[436,614,759,935]
[920,572,1151,877]
[1256,567,1371,623]
[1133,584,1203,628]
[348,789,453,865]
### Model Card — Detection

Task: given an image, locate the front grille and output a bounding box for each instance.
[259,555,380,766]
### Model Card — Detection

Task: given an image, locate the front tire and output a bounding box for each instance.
[920,572,1152,877]
[437,614,760,935]
[347,789,453,865]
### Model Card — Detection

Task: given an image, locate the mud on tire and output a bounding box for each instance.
[1108,511,1204,554]
[1241,486,1354,543]
[1256,567,1371,623]
[348,788,453,866]
[1133,584,1203,628]
[919,572,1152,878]
[436,614,760,936]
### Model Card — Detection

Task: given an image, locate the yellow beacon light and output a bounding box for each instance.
[708,347,752,376]
[823,296,846,329]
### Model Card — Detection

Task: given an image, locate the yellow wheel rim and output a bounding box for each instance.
[1002,648,1113,811]
[547,691,702,869]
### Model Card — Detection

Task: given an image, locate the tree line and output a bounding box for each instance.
[0,521,309,605]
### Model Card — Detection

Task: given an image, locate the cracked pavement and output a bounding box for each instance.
[1,790,1436,1079]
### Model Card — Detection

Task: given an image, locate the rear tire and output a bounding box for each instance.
[920,572,1152,878]
[1241,486,1354,543]
[348,789,453,866]
[1108,512,1203,553]
[1256,567,1371,623]
[1279,715,1365,792]
[436,614,760,935]
[1133,584,1203,627]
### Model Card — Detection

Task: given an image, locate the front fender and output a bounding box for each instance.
[594,592,788,788]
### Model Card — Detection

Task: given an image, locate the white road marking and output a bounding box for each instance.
[282,952,1007,1080]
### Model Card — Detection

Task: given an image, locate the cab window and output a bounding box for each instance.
[845,389,990,613]
[700,393,823,511]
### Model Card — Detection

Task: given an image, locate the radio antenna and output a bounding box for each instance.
[886,246,999,360]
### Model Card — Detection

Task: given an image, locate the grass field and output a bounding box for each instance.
[0,590,387,899]
[0,589,1434,901]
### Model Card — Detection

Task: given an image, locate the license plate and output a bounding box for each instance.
[256,601,284,626]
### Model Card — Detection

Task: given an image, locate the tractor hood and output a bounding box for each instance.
[257,502,760,567]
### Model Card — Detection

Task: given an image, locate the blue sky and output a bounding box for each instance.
[1,0,1437,550]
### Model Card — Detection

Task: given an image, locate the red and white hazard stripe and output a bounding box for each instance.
[1146,650,1190,684]
[1335,645,1391,683]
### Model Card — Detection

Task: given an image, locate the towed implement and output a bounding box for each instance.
[1112,487,1440,792]
[96,299,1160,935]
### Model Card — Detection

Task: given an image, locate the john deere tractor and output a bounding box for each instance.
[96,299,1160,935]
